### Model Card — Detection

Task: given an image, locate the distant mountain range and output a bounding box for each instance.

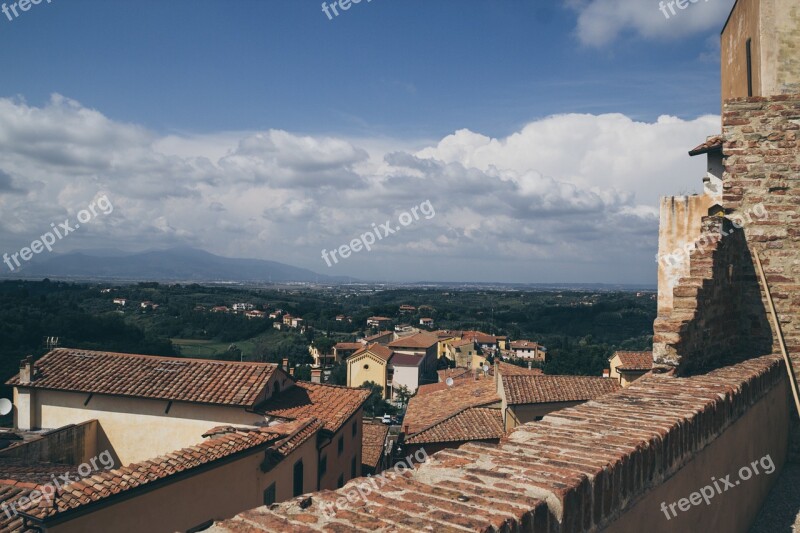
[2,248,354,283]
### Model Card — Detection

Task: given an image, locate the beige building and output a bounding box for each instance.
[3,417,322,533]
[3,348,369,531]
[608,351,653,388]
[508,340,547,362]
[721,0,800,102]
[498,373,620,431]
[346,343,394,398]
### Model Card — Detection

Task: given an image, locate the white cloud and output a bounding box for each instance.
[566,0,736,47]
[0,94,720,283]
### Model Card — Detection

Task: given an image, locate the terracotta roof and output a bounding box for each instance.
[350,343,393,363]
[612,351,654,371]
[361,422,389,471]
[0,485,36,533]
[405,407,504,445]
[404,379,499,435]
[0,459,75,486]
[436,367,472,382]
[18,418,322,523]
[258,381,370,433]
[450,339,475,348]
[689,135,723,156]
[496,361,543,376]
[6,349,279,408]
[363,331,392,343]
[509,340,540,350]
[334,343,363,351]
[434,330,463,339]
[502,375,621,405]
[462,331,497,344]
[389,353,424,367]
[388,332,438,349]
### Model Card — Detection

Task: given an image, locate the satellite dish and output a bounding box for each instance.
[482,365,490,373]
[0,399,13,416]
[445,377,454,387]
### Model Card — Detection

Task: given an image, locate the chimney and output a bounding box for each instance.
[527,362,532,370]
[289,367,295,377]
[311,368,322,383]
[19,356,34,384]
[602,369,610,378]
[282,357,289,371]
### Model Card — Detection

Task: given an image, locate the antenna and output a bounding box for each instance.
[445,377,454,387]
[0,399,13,416]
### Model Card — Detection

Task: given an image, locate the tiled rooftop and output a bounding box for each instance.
[18,418,322,524]
[403,379,499,436]
[613,350,654,371]
[361,422,389,471]
[0,484,35,533]
[502,374,621,405]
[258,381,371,434]
[688,135,724,156]
[404,407,504,445]
[351,343,393,362]
[496,361,543,376]
[389,353,424,367]
[211,355,785,532]
[6,348,279,408]
[387,332,439,349]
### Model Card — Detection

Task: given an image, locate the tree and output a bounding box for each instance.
[361,381,396,418]
[327,363,347,386]
[394,385,413,408]
[313,336,335,355]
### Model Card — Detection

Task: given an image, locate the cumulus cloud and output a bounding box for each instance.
[566,0,736,47]
[0,94,719,283]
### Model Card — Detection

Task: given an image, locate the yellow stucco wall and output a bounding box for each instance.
[46,428,320,533]
[505,401,583,432]
[347,352,387,392]
[318,411,363,491]
[19,388,266,465]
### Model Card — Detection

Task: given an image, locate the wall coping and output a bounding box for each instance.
[212,354,785,532]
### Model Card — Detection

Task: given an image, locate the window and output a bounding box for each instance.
[363,363,369,370]
[337,474,344,488]
[351,420,358,437]
[263,483,276,506]
[337,435,344,456]
[351,456,357,479]
[293,460,304,497]
[320,454,327,476]
[746,38,753,97]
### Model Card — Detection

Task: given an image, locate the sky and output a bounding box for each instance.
[0,0,737,284]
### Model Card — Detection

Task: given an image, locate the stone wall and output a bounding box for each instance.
[653,213,773,374]
[724,94,800,380]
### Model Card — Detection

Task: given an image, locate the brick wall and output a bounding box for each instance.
[653,214,773,374]
[723,94,800,381]
[210,356,787,533]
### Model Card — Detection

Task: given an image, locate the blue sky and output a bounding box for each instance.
[0,0,736,283]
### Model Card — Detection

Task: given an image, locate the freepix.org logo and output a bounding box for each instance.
[2,0,54,23]
[3,195,114,272]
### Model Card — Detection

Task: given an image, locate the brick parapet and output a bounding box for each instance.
[211,355,784,533]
